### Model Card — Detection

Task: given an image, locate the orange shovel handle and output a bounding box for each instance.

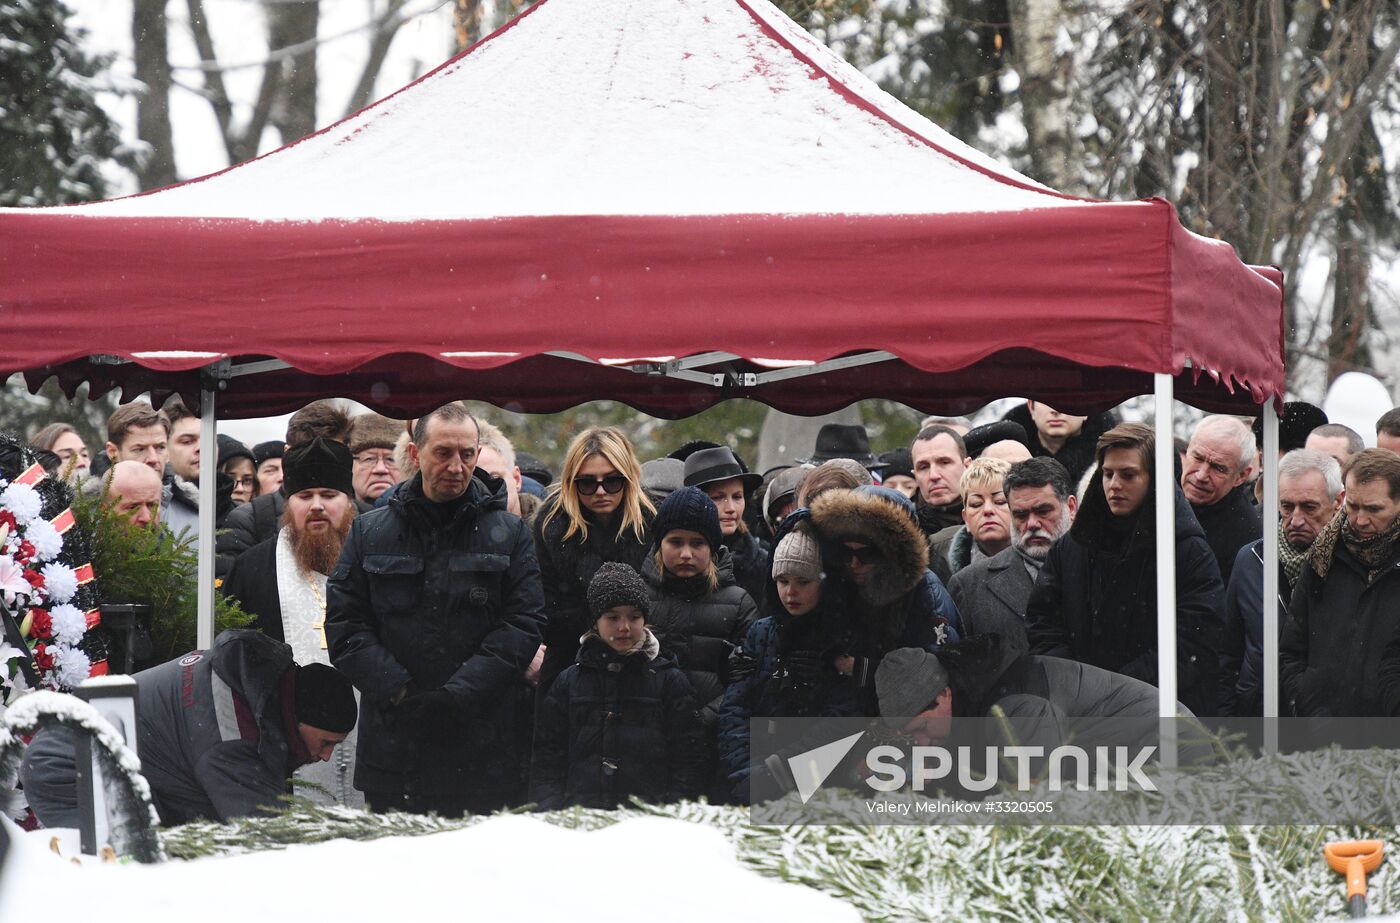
[1325,841,1385,904]
[1346,857,1367,900]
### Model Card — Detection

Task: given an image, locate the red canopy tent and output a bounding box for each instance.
[0,0,1285,725]
[0,0,1281,418]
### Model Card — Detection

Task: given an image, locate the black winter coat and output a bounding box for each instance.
[533,499,653,689]
[216,492,284,578]
[1281,537,1400,716]
[1220,540,1293,717]
[1190,484,1262,587]
[1000,403,1116,485]
[1024,478,1225,717]
[724,530,770,611]
[717,612,868,789]
[221,536,285,641]
[530,633,704,810]
[642,548,758,719]
[325,470,545,802]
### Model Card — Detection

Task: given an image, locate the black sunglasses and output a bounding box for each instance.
[840,544,881,566]
[574,474,628,496]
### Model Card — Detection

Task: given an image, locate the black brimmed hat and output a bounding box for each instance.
[807,423,883,469]
[683,446,763,493]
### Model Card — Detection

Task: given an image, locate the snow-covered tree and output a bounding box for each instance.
[0,0,135,206]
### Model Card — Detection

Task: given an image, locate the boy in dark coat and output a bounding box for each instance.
[718,517,867,801]
[530,563,704,809]
[1024,423,1225,717]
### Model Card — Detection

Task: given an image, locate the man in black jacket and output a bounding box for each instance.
[1001,400,1115,484]
[1282,448,1400,716]
[1181,415,1261,586]
[1025,422,1225,717]
[326,403,546,815]
[1220,449,1341,716]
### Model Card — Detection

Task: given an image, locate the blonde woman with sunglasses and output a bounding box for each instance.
[533,427,656,692]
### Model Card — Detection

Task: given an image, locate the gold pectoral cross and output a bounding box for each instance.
[312,614,328,650]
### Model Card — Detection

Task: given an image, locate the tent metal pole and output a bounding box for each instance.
[1261,397,1280,751]
[1153,373,1178,768]
[196,381,218,649]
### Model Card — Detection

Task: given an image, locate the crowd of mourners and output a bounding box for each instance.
[15,394,1400,824]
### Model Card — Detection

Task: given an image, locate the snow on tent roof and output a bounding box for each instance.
[36,0,1103,221]
[0,0,1284,418]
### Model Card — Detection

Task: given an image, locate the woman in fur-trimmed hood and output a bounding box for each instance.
[808,486,962,660]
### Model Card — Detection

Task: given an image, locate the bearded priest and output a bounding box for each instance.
[222,435,361,806]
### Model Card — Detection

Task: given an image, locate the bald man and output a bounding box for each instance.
[103,460,163,528]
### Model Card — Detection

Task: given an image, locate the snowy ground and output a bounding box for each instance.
[1,811,856,922]
[5,796,1400,921]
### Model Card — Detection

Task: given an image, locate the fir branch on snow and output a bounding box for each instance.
[154,748,1400,921]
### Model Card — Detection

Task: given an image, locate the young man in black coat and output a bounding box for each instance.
[1025,422,1226,717]
[326,404,546,816]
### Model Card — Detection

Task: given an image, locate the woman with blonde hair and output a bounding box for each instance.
[534,427,655,691]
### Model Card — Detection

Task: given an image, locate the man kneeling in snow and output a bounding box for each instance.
[875,635,1192,753]
[21,630,357,827]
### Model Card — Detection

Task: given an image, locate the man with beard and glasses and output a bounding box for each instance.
[221,436,362,806]
[948,458,1076,653]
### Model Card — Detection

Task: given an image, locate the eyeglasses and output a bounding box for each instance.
[840,545,881,566]
[354,452,398,470]
[230,476,256,489]
[574,474,628,496]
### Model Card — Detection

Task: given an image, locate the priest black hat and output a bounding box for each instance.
[282,436,354,497]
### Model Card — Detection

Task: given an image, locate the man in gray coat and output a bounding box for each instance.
[947,457,1076,652]
[875,635,1193,759]
[21,630,357,827]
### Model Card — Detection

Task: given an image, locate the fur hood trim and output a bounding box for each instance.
[809,489,929,606]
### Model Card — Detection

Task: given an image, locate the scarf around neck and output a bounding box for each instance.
[1311,507,1400,582]
[1277,521,1310,587]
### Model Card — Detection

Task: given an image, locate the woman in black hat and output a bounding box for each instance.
[682,446,770,607]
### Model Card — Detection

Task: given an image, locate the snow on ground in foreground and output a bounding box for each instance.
[0,813,857,922]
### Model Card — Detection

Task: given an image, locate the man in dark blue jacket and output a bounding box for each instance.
[326,403,546,816]
[1220,449,1341,716]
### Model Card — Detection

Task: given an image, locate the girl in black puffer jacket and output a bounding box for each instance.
[531,563,704,810]
[643,488,760,720]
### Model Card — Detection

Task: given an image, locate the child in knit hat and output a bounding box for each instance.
[529,562,704,810]
[717,518,869,803]
[642,487,760,801]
